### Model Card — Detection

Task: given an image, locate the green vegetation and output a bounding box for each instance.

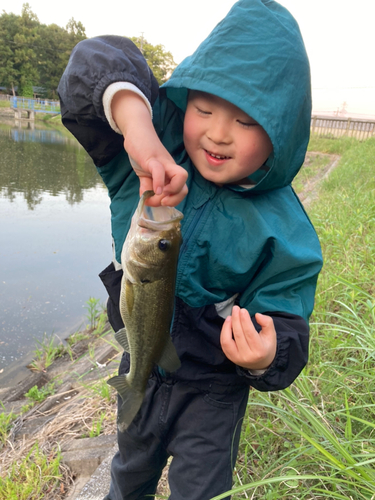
[308,135,360,156]
[81,376,116,403]
[222,136,375,499]
[28,333,65,372]
[25,383,56,403]
[0,3,86,99]
[0,443,63,499]
[85,297,104,330]
[28,299,110,371]
[130,36,177,85]
[0,406,17,447]
[81,411,107,439]
[0,303,114,498]
[292,152,331,193]
[0,4,177,98]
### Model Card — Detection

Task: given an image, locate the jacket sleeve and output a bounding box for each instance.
[57,35,159,167]
[237,311,309,391]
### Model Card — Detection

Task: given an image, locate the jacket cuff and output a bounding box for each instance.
[236,333,288,387]
[248,368,267,376]
[103,82,153,134]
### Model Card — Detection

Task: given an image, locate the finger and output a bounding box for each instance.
[161,185,189,207]
[220,316,238,357]
[147,159,166,196]
[231,306,251,352]
[255,313,275,336]
[163,166,189,195]
[254,313,277,367]
[239,308,260,344]
[230,306,240,336]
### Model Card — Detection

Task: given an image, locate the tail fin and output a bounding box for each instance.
[107,375,144,432]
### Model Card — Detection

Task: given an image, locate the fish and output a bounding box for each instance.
[107,190,183,431]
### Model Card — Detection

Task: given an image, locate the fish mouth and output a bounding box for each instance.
[205,149,231,160]
[138,191,184,230]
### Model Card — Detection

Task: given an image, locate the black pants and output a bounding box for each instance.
[106,367,249,500]
[100,263,249,499]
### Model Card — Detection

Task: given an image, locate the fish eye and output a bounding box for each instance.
[158,239,170,251]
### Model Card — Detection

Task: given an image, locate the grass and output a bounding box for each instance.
[25,383,56,403]
[0,386,116,499]
[0,406,17,448]
[222,136,375,499]
[0,443,64,500]
[80,375,116,403]
[28,333,66,372]
[81,411,108,438]
[28,299,110,371]
[292,152,331,193]
[308,138,375,317]
[85,297,105,330]
[0,302,116,499]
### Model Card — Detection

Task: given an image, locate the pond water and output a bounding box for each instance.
[0,119,113,379]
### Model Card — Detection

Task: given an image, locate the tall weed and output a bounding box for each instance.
[223,137,375,500]
[0,443,63,499]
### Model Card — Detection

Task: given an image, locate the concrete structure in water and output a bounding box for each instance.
[10,97,60,121]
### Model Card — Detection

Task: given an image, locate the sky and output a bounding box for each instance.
[3,0,375,117]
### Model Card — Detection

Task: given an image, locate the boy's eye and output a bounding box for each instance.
[237,120,257,128]
[196,107,211,116]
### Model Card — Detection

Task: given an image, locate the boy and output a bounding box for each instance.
[58,1,323,498]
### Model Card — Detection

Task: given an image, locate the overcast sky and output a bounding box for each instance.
[4,0,375,116]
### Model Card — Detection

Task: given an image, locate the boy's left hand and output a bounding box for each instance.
[220,306,277,371]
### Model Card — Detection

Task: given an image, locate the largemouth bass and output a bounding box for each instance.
[108,191,183,431]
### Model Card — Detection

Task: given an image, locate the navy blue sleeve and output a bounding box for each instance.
[57,36,159,167]
[237,311,309,391]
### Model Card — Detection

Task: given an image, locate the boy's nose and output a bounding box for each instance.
[206,120,231,145]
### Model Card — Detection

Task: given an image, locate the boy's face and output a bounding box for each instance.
[183,91,273,186]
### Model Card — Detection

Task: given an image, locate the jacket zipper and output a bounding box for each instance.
[174,199,212,297]
[179,201,210,255]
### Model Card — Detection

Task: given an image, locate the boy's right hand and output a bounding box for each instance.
[111,90,188,207]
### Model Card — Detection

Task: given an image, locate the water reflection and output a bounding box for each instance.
[11,128,73,145]
[0,125,99,210]
[0,121,112,376]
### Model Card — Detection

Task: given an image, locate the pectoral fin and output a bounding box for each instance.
[115,328,130,353]
[157,337,181,373]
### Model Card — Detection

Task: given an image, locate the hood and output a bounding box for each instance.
[162,0,311,192]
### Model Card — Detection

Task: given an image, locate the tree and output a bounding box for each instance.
[14,3,41,95]
[130,36,176,85]
[0,12,20,95]
[0,4,86,98]
[37,19,86,98]
[66,18,86,39]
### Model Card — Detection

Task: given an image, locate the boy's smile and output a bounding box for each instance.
[183,91,273,186]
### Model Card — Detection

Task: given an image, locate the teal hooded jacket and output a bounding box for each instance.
[58,0,323,391]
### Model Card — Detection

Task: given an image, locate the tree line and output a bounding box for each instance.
[0,3,176,100]
[0,4,86,99]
